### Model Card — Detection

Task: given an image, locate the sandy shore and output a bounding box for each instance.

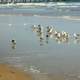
[0,64,32,80]
[0,64,64,80]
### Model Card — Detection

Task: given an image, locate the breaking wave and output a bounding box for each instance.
[0,2,80,8]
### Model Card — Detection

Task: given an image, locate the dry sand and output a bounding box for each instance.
[0,64,32,80]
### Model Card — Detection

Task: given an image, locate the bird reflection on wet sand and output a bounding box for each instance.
[11,44,16,49]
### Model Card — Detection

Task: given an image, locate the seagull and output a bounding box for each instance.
[61,31,69,38]
[47,26,53,34]
[11,40,16,45]
[57,32,61,38]
[73,33,80,39]
[32,25,37,29]
[38,24,43,33]
[32,25,38,32]
[54,31,61,38]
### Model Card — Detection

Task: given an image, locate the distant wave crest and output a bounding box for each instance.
[0,2,80,8]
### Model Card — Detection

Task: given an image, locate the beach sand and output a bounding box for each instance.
[49,74,64,80]
[0,64,64,80]
[0,64,32,80]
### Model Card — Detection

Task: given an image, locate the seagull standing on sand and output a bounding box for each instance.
[53,30,61,39]
[47,26,53,34]
[37,25,43,33]
[61,31,69,38]
[32,25,38,32]
[38,25,41,32]
[73,33,80,39]
[11,40,16,45]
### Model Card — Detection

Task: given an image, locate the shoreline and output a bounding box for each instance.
[0,64,64,80]
[0,2,80,7]
[0,13,80,21]
[0,64,32,80]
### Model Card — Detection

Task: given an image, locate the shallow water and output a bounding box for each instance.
[0,6,80,80]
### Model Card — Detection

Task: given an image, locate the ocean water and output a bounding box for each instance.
[0,2,80,80]
[0,2,80,16]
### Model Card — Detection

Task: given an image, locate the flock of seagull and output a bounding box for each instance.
[32,24,80,44]
[10,24,80,49]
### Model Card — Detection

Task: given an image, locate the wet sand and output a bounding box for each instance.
[0,64,32,80]
[0,12,80,80]
[0,64,64,80]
